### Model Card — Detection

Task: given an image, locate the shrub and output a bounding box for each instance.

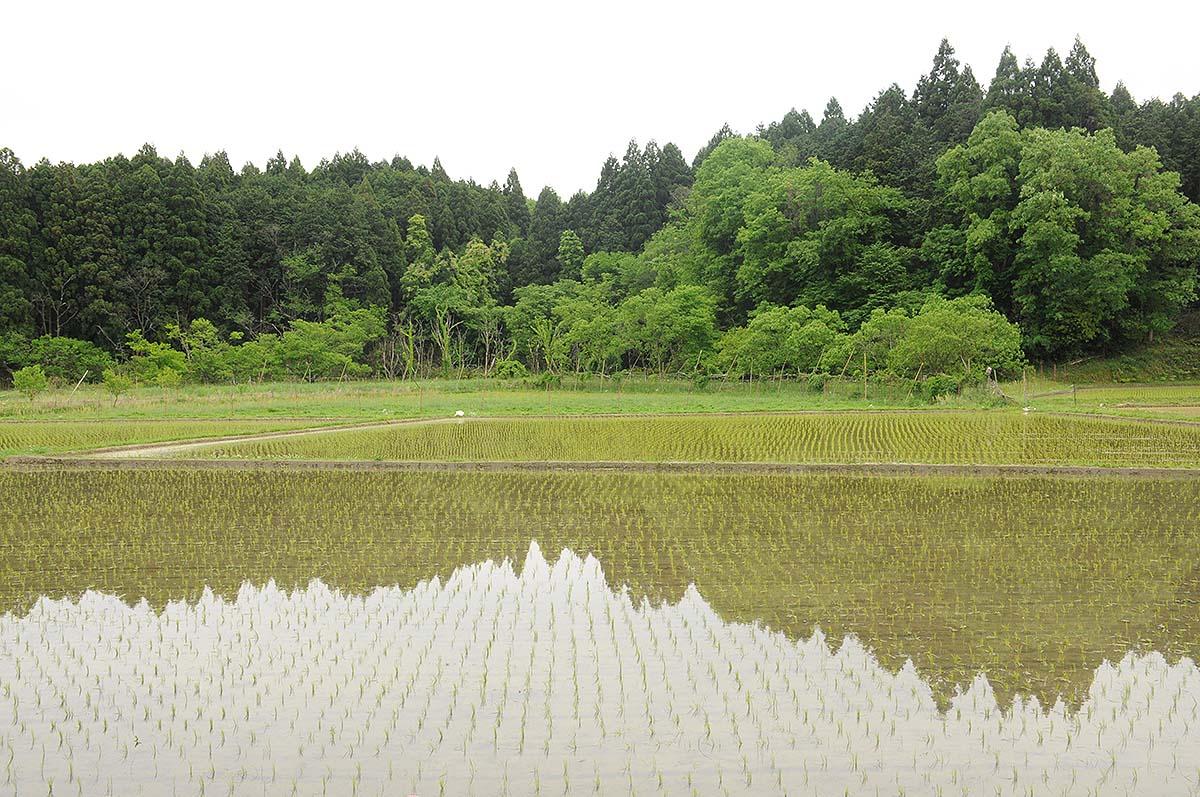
[922,374,960,401]
[532,371,562,388]
[12,365,48,401]
[155,368,183,390]
[102,369,133,405]
[26,336,113,383]
[492,359,528,379]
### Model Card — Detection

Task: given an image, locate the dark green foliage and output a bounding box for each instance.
[577,140,693,255]
[983,39,1113,134]
[0,149,35,338]
[933,112,1200,356]
[691,123,735,169]
[913,40,983,145]
[0,38,1198,378]
[502,169,531,236]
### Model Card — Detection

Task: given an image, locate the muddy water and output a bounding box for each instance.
[1,544,1196,796]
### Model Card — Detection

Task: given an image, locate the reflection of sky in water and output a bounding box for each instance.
[1,543,1197,795]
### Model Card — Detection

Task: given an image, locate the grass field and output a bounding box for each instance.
[0,375,995,421]
[169,411,1200,468]
[1,467,1196,707]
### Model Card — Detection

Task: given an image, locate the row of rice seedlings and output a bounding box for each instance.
[0,419,324,458]
[1072,384,1200,406]
[1,467,1198,707]
[0,543,1197,795]
[182,412,1200,468]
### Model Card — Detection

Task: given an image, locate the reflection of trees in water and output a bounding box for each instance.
[1,544,1197,795]
[1,468,1198,705]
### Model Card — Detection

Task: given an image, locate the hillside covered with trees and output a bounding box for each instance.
[2,38,1199,391]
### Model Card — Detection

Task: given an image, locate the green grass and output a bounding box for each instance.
[1016,311,1200,385]
[178,411,1200,468]
[1057,321,1200,384]
[0,375,977,421]
[1,467,1195,705]
[0,418,333,460]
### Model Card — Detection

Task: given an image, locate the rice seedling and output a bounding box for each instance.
[173,412,1200,468]
[0,419,329,460]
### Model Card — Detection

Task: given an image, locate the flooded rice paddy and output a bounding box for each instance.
[1,467,1198,794]
[163,412,1200,468]
[3,545,1198,795]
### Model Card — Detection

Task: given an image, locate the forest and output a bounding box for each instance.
[2,38,1199,390]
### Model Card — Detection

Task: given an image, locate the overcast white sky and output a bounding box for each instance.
[5,0,1198,196]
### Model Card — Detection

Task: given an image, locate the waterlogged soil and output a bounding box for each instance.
[0,468,1197,710]
[1,550,1197,796]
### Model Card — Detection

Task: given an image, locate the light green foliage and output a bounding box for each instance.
[101,369,132,404]
[166,318,232,383]
[683,137,776,309]
[836,306,912,375]
[580,250,658,300]
[490,359,527,379]
[455,237,505,306]
[716,304,846,377]
[276,308,386,380]
[126,330,187,384]
[508,282,718,375]
[530,317,567,374]
[885,295,1024,378]
[636,223,703,291]
[11,364,46,400]
[154,367,183,390]
[399,213,437,301]
[676,139,918,323]
[733,159,914,318]
[212,310,388,382]
[506,282,579,367]
[716,295,1022,383]
[615,285,718,373]
[403,234,508,374]
[556,289,622,374]
[555,229,584,280]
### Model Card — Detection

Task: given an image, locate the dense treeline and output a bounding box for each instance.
[2,38,1199,391]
